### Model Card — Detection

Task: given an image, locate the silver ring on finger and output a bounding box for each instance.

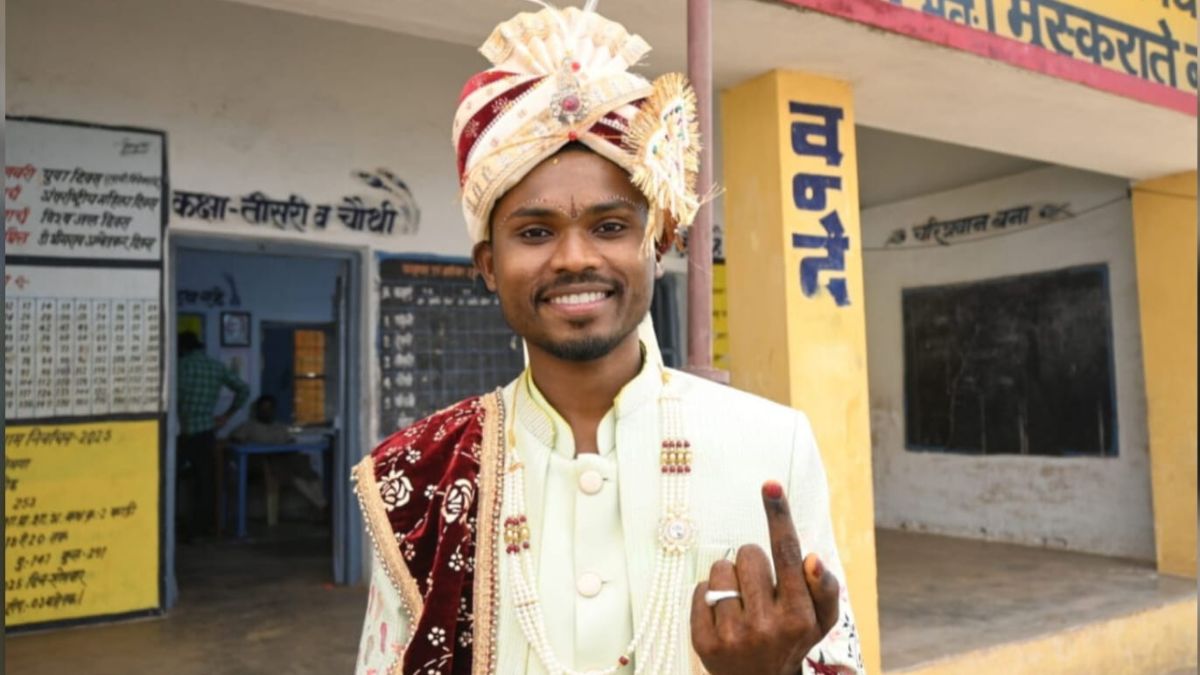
[704,589,742,607]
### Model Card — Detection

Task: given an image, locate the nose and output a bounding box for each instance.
[549,227,602,273]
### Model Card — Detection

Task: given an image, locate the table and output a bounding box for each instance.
[225,440,330,539]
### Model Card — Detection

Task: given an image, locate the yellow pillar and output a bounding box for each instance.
[722,70,880,673]
[1131,171,1198,579]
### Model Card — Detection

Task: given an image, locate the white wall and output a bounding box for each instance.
[8,0,480,257]
[862,165,1156,561]
[8,0,498,446]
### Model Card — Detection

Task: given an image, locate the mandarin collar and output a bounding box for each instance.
[515,341,663,457]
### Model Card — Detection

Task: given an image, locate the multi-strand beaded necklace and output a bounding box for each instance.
[501,368,696,674]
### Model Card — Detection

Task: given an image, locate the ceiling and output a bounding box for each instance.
[225,0,1195,181]
[855,126,1046,209]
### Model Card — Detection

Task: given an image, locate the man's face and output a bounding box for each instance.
[474,148,658,362]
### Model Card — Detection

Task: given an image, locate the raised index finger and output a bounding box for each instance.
[762,481,808,599]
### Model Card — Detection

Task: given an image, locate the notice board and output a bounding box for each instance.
[377,256,523,436]
[5,117,166,629]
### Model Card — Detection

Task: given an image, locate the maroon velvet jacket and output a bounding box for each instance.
[355,394,506,675]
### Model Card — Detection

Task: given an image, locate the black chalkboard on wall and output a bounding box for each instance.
[902,264,1117,457]
[377,256,523,436]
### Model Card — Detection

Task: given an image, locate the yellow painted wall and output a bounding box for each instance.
[723,70,880,674]
[1131,171,1198,579]
[712,262,730,371]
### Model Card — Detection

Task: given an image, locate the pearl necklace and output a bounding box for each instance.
[501,368,696,675]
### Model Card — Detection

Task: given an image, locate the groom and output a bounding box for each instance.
[353,4,864,674]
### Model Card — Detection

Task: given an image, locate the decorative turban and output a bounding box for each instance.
[452,1,701,254]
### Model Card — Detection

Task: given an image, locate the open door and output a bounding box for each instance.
[330,267,356,584]
[254,266,354,583]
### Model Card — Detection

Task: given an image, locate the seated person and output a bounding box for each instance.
[230,395,327,512]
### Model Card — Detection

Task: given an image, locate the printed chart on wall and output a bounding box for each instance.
[5,116,167,629]
[377,256,523,436]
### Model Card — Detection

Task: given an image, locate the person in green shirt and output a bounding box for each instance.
[176,330,248,540]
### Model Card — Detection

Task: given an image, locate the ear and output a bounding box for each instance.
[473,240,498,292]
[654,250,666,280]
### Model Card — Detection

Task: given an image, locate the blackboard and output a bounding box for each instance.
[902,264,1117,457]
[377,256,523,435]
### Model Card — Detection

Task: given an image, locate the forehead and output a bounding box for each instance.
[494,149,645,214]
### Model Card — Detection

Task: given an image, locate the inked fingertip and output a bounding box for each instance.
[762,480,784,500]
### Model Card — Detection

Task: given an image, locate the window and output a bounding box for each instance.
[293,329,327,426]
[260,323,336,428]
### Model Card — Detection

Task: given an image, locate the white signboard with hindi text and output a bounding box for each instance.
[5,118,165,262]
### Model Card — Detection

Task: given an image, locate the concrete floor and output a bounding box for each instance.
[5,524,366,675]
[6,527,1196,674]
[876,528,1197,672]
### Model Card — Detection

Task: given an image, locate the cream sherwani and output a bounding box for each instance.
[357,340,864,675]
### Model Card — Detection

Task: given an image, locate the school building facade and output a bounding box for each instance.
[6,0,1196,672]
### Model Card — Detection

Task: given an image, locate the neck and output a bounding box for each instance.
[526,331,643,454]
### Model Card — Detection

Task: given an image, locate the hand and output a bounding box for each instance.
[690,481,841,675]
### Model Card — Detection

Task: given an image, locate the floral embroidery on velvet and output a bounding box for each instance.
[367,396,486,675]
[442,479,474,524]
[381,468,414,511]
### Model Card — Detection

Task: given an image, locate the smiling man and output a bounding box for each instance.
[353,4,864,675]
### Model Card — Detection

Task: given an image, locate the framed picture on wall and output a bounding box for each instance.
[220,311,251,347]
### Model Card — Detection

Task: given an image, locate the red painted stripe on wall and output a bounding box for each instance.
[780,0,1198,117]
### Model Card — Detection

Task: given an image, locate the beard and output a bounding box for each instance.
[520,270,645,362]
[528,323,638,362]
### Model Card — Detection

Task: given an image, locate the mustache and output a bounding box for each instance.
[535,271,621,300]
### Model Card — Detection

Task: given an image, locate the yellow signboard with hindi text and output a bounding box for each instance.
[888,0,1198,94]
[5,419,160,627]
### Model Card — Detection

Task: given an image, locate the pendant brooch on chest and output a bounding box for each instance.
[501,368,698,675]
[657,436,696,554]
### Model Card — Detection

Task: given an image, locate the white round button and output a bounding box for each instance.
[578,470,604,495]
[576,572,603,598]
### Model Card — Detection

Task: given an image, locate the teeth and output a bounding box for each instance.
[549,292,606,306]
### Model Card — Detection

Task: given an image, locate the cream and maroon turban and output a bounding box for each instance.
[452,2,701,255]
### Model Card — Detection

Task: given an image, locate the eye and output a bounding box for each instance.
[595,220,628,235]
[517,226,553,240]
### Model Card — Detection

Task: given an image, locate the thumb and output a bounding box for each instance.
[804,554,840,636]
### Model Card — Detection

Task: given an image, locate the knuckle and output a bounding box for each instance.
[776,538,804,567]
[716,623,742,647]
[736,544,766,567]
[691,627,715,653]
[740,630,768,653]
[780,608,814,637]
[709,559,735,580]
[747,614,773,641]
[806,623,826,646]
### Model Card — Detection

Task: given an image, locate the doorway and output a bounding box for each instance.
[165,235,364,609]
